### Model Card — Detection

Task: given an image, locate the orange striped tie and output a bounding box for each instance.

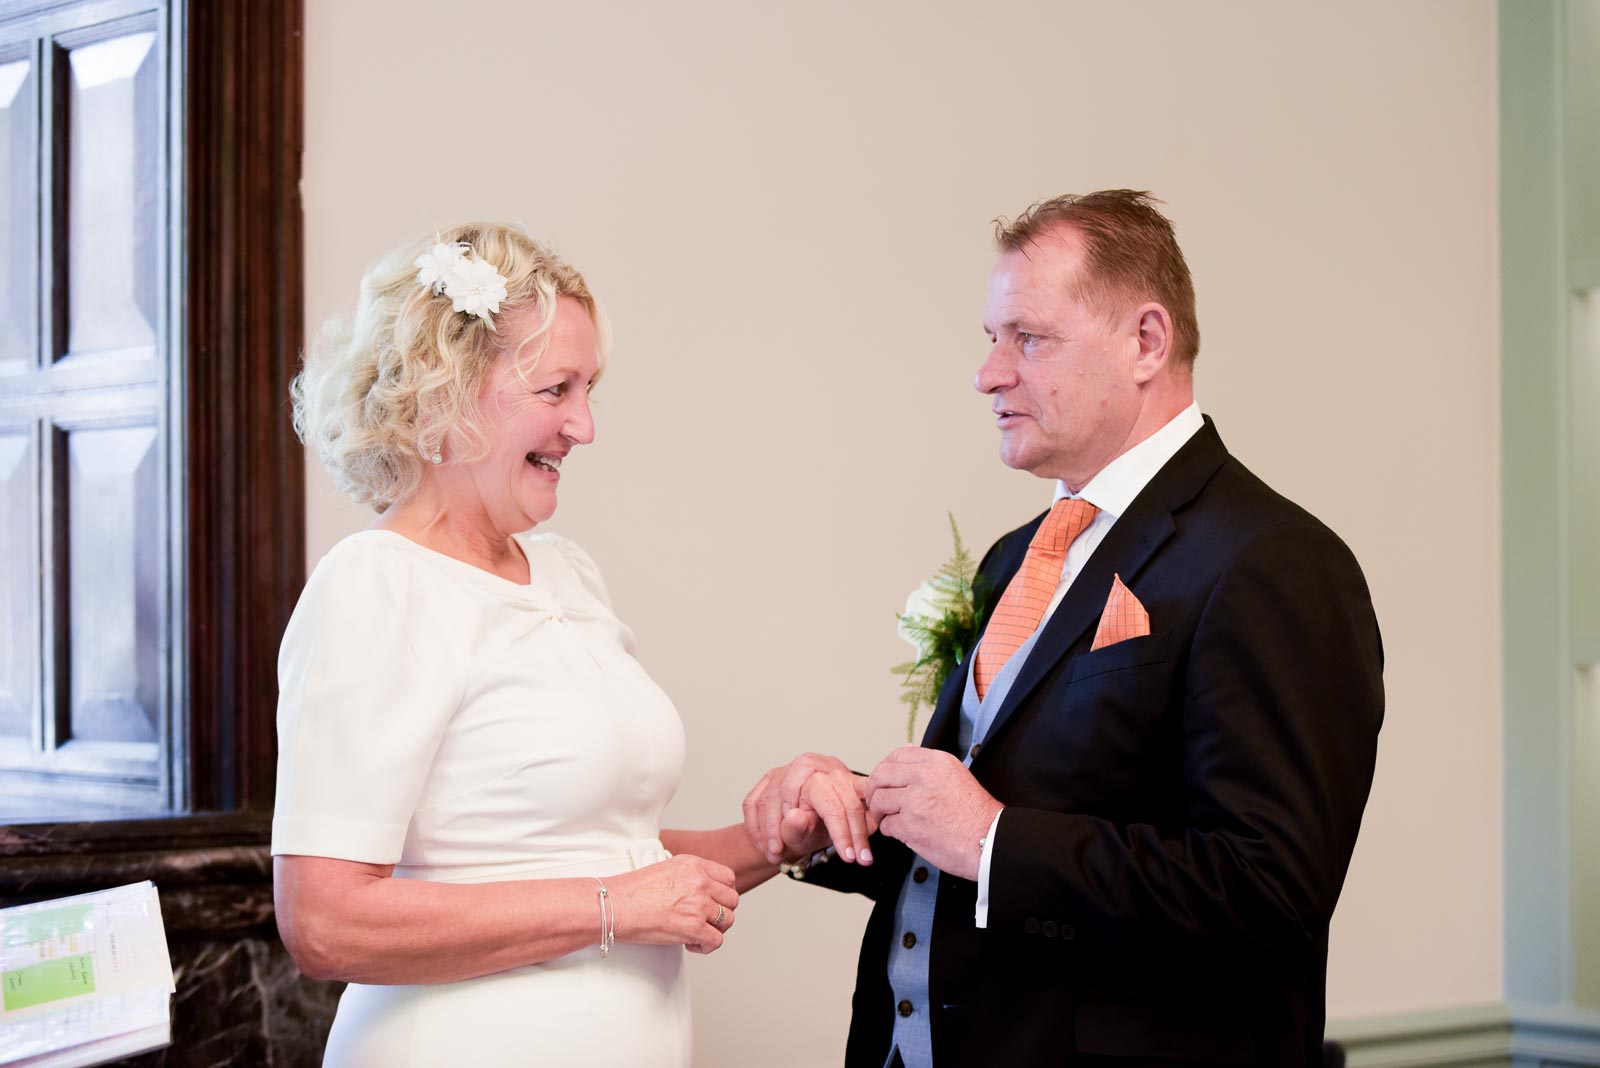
[973,498,1099,699]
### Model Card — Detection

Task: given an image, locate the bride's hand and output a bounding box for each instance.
[776,773,879,863]
[607,855,739,955]
[742,752,875,866]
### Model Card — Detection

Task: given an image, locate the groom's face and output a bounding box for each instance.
[976,226,1144,491]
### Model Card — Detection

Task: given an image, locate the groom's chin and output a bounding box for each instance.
[997,439,1035,474]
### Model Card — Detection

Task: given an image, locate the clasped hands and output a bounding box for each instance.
[740,747,1002,881]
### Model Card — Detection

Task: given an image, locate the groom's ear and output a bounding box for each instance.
[1129,302,1173,385]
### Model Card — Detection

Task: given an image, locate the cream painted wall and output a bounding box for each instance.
[302,1,1502,1060]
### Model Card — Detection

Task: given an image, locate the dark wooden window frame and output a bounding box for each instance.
[0,0,304,926]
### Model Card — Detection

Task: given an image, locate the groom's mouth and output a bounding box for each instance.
[527,452,563,473]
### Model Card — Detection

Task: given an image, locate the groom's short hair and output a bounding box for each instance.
[994,190,1200,368]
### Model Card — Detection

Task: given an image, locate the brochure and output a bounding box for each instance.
[0,882,175,1067]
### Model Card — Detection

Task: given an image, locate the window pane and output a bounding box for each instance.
[61,421,160,745]
[62,29,158,359]
[0,427,37,739]
[0,55,36,372]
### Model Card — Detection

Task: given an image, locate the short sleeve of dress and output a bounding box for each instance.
[271,538,463,864]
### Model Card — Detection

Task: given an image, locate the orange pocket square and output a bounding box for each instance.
[1091,573,1150,650]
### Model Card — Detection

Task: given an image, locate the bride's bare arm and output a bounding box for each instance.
[660,826,778,893]
[274,852,737,985]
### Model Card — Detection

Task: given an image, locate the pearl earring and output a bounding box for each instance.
[430,452,443,465]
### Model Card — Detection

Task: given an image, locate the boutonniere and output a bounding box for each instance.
[891,514,993,741]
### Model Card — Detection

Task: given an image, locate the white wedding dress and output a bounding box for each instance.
[272,530,691,1067]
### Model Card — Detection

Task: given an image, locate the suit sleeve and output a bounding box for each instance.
[790,833,913,901]
[986,520,1383,954]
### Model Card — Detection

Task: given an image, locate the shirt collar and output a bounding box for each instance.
[1053,402,1204,518]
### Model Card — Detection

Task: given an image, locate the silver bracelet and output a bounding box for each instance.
[592,877,615,958]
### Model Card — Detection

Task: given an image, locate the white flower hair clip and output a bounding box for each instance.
[414,239,509,323]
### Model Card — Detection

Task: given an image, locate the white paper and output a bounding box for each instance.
[0,882,175,1067]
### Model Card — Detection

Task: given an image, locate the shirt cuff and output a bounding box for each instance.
[974,808,1004,928]
[780,845,835,880]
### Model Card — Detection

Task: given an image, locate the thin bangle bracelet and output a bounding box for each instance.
[592,877,614,958]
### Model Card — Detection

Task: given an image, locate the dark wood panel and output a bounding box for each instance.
[53,14,160,361]
[184,0,306,813]
[0,810,268,855]
[0,46,36,371]
[0,423,38,739]
[58,418,162,745]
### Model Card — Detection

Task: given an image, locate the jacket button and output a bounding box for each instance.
[1023,917,1040,935]
[969,743,982,758]
[898,999,914,1017]
[912,866,929,884]
[1041,920,1058,938]
[1059,925,1076,941]
[902,931,917,949]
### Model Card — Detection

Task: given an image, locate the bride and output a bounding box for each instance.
[271,223,870,1065]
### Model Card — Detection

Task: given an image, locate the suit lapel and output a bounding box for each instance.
[918,661,966,755]
[971,419,1232,759]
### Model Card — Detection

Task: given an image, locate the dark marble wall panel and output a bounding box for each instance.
[0,822,341,1066]
[117,937,342,1068]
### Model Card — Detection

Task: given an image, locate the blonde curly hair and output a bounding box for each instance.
[292,222,608,510]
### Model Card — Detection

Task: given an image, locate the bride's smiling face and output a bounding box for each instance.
[455,296,599,533]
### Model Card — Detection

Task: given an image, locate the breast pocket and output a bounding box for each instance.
[1068,630,1171,682]
[1005,629,1178,794]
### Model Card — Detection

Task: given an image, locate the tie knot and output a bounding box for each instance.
[1032,497,1099,555]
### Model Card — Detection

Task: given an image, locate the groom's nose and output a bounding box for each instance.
[975,343,1015,395]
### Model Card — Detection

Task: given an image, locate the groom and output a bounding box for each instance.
[746,190,1384,1067]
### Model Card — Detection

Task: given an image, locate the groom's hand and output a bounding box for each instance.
[866,746,1002,881]
[742,753,875,866]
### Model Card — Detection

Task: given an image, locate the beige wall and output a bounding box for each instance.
[303,1,1502,1059]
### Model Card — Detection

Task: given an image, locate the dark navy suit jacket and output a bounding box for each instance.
[807,417,1384,1067]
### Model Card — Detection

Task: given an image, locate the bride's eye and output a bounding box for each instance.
[539,383,565,399]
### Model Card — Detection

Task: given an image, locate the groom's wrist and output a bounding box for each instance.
[779,847,834,880]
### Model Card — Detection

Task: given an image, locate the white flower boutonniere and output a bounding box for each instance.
[891,514,993,741]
